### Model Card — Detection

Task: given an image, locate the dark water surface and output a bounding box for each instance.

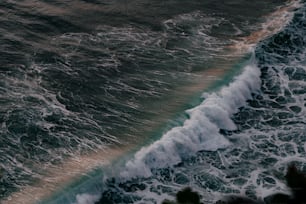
[0,0,301,203]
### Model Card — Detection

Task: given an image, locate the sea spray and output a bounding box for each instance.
[119,53,261,180]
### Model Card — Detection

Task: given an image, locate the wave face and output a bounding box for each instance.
[0,0,300,203]
[119,56,261,179]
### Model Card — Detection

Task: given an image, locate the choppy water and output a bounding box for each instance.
[0,0,304,204]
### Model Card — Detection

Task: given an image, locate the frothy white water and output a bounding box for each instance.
[230,0,300,54]
[119,53,261,179]
[72,193,100,204]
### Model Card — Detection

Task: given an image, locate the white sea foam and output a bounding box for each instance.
[119,53,261,179]
[72,193,100,204]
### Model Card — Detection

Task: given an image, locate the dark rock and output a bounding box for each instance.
[264,193,291,204]
[285,164,306,204]
[176,187,201,204]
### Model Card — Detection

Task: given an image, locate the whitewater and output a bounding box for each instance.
[0,0,305,204]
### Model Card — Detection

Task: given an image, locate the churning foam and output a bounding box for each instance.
[119,54,261,179]
[229,0,300,54]
[2,1,301,203]
[115,1,304,200]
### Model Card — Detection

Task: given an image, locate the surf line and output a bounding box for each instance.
[2,1,300,204]
[117,0,302,181]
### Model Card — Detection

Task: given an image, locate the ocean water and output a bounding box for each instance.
[0,0,305,204]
